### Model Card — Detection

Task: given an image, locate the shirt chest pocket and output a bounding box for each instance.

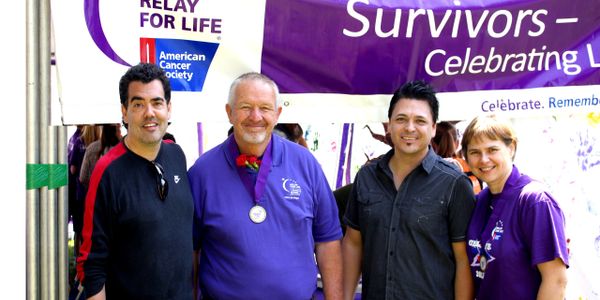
[408,196,448,236]
[357,191,392,224]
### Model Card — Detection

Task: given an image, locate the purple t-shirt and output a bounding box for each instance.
[466,165,569,299]
[188,134,342,300]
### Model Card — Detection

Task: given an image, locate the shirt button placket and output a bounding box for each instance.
[386,188,403,299]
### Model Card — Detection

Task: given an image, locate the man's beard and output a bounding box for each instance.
[242,131,267,144]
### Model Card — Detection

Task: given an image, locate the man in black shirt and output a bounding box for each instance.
[342,81,476,299]
[76,63,194,299]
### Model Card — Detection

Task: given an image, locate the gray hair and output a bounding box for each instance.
[227,72,282,108]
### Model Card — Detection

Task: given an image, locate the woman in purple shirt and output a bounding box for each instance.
[460,115,569,299]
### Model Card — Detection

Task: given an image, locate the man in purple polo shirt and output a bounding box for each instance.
[188,72,343,300]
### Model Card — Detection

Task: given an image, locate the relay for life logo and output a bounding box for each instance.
[84,0,221,91]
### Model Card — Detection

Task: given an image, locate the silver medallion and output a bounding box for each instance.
[480,256,488,271]
[249,205,267,224]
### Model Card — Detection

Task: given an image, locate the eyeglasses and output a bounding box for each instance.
[152,161,169,201]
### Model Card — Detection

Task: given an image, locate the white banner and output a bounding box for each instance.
[52,0,600,125]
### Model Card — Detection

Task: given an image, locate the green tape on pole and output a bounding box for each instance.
[26,164,48,189]
[48,164,68,189]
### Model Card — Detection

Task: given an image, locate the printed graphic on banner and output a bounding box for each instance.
[140,38,219,91]
[262,0,600,94]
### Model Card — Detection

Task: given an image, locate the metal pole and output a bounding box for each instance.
[40,0,56,297]
[39,98,50,293]
[46,132,57,300]
[26,0,41,297]
[57,127,68,300]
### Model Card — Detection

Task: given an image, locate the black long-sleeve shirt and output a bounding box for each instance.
[77,141,193,299]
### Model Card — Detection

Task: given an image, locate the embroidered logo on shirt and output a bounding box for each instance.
[174,175,181,184]
[281,178,302,200]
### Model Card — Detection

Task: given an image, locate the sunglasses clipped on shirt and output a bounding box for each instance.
[152,161,169,201]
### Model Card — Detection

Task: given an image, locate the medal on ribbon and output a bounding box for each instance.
[228,136,273,224]
[249,205,267,224]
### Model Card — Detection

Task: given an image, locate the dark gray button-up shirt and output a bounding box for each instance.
[344,148,475,299]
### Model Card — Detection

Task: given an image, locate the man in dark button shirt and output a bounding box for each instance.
[342,81,476,300]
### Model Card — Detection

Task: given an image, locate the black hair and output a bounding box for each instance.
[387,80,439,123]
[162,132,176,143]
[119,63,171,107]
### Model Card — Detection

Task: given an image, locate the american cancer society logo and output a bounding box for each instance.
[83,0,221,92]
[140,38,219,91]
